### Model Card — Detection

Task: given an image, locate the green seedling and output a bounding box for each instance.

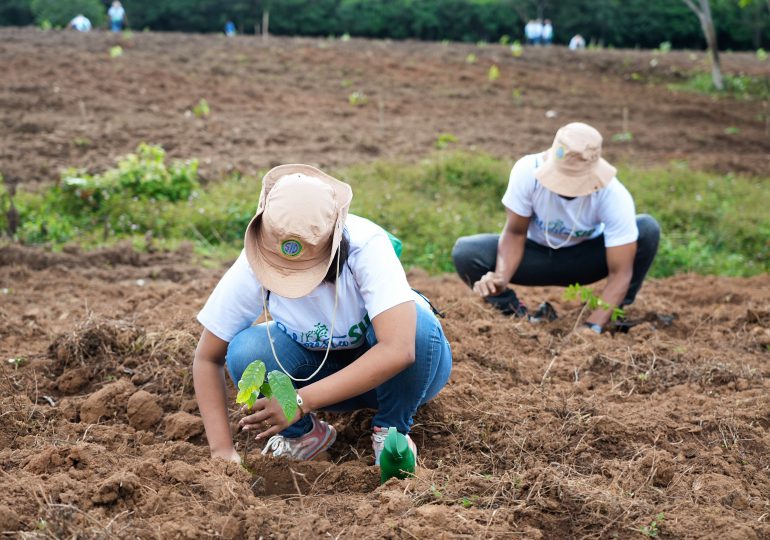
[612,132,633,142]
[487,65,500,82]
[236,360,297,422]
[510,41,523,57]
[639,512,665,537]
[656,41,672,54]
[499,34,510,45]
[757,48,768,61]
[39,20,52,31]
[460,495,479,508]
[109,46,124,58]
[724,126,740,135]
[465,53,477,64]
[7,357,26,369]
[348,91,367,106]
[193,99,210,118]
[340,79,352,88]
[564,284,625,333]
[341,33,351,42]
[511,88,523,106]
[435,133,458,149]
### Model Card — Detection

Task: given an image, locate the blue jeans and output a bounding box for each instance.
[226,300,452,438]
[110,20,123,32]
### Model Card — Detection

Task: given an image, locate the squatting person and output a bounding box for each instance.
[194,164,452,464]
[452,122,660,334]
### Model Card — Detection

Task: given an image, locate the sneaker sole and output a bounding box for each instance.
[304,425,337,461]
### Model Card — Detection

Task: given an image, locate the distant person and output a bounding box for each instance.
[524,19,542,45]
[68,14,92,32]
[194,164,452,465]
[542,19,553,46]
[569,34,586,50]
[452,122,660,335]
[224,20,236,37]
[107,1,126,32]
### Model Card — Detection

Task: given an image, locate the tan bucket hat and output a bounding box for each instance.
[534,122,617,197]
[244,164,353,298]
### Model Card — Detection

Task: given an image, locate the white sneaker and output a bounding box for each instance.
[261,413,336,460]
[372,426,417,466]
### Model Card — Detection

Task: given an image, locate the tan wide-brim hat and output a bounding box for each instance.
[534,122,617,197]
[244,164,353,298]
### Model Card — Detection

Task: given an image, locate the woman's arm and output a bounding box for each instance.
[241,300,417,439]
[193,329,240,462]
[473,209,530,297]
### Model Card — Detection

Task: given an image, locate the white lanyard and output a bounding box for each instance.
[543,195,587,250]
[261,253,340,382]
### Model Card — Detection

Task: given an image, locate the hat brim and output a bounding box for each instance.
[244,164,352,298]
[534,150,617,197]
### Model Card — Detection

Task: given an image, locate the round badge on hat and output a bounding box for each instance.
[280,239,303,258]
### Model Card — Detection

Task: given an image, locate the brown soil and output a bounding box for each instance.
[0,28,768,187]
[1,29,769,539]
[1,245,769,538]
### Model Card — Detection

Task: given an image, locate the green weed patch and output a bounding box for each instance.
[2,147,767,277]
[669,72,770,101]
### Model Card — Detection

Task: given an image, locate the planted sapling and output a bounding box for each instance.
[563,283,625,333]
[236,360,298,422]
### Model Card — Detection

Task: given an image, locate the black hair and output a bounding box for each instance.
[322,231,350,284]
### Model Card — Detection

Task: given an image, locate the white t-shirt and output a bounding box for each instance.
[197,214,420,349]
[542,24,553,40]
[501,153,638,249]
[108,6,125,21]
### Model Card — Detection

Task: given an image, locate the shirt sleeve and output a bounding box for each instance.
[600,182,639,248]
[501,155,537,217]
[350,233,415,320]
[196,250,264,342]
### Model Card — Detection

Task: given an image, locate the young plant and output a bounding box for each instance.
[435,133,458,149]
[348,91,367,106]
[236,360,297,422]
[563,283,625,332]
[109,46,123,58]
[193,99,210,118]
[510,41,523,57]
[487,65,500,82]
[639,512,665,537]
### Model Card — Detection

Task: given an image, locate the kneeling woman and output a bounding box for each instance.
[193,165,452,464]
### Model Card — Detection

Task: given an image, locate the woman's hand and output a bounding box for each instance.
[211,447,242,464]
[239,397,301,440]
[473,271,508,297]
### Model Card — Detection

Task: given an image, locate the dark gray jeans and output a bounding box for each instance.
[452,214,660,309]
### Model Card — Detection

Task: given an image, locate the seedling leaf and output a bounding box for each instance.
[267,370,298,421]
[236,360,266,409]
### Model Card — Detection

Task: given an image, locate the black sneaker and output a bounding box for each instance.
[529,301,558,323]
[486,290,529,318]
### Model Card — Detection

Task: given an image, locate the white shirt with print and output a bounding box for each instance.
[501,153,638,249]
[197,214,420,349]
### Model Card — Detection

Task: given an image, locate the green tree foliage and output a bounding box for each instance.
[30,0,105,28]
[0,0,34,26]
[1,0,767,50]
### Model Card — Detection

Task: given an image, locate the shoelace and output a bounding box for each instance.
[372,430,387,445]
[261,434,290,456]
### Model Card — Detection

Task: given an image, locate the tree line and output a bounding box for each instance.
[1,0,768,50]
